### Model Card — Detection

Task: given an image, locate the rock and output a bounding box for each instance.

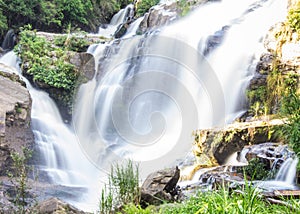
[192,119,285,166]
[35,197,85,214]
[141,166,181,206]
[240,142,294,170]
[0,70,34,175]
[69,52,95,81]
[203,26,230,56]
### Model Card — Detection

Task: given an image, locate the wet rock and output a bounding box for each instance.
[192,119,285,166]
[203,26,230,56]
[35,197,85,214]
[141,166,180,206]
[240,142,294,170]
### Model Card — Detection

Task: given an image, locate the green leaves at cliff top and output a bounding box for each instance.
[15,27,78,90]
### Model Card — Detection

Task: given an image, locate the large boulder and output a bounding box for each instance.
[0,70,34,175]
[141,166,180,206]
[192,119,285,166]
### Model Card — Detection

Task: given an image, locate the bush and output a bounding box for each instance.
[14,26,78,90]
[135,0,160,17]
[288,1,300,33]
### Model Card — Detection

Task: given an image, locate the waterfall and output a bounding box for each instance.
[275,157,299,184]
[74,0,288,177]
[98,4,134,37]
[0,0,290,211]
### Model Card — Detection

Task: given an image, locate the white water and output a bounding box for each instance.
[0,0,290,211]
[98,4,134,37]
[257,157,299,191]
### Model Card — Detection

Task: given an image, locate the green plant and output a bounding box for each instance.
[15,26,79,90]
[7,147,33,214]
[99,160,140,213]
[177,0,192,16]
[118,203,157,214]
[239,158,272,180]
[54,33,89,52]
[288,1,300,33]
[135,0,160,17]
[280,74,300,158]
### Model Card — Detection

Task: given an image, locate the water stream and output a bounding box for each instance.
[0,0,291,211]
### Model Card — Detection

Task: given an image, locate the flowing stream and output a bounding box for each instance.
[0,0,291,211]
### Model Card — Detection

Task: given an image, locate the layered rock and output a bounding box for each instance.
[192,119,285,167]
[0,70,34,175]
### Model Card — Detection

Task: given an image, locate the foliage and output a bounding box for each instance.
[280,73,300,158]
[161,182,300,214]
[177,0,192,16]
[287,1,300,34]
[0,0,134,41]
[99,160,140,213]
[118,203,157,214]
[135,0,160,17]
[7,147,33,214]
[14,26,79,90]
[238,158,272,180]
[53,33,90,52]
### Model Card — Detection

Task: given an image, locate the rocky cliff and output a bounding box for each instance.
[0,69,34,174]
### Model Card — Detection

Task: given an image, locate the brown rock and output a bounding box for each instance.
[141,166,180,206]
[35,197,85,214]
[192,119,285,166]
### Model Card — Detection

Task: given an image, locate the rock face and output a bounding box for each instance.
[35,197,85,214]
[137,0,210,34]
[0,70,34,175]
[141,166,180,206]
[192,119,285,166]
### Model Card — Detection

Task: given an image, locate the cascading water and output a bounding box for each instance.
[98,4,134,37]
[0,0,290,211]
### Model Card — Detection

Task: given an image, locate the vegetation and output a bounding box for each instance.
[135,0,160,17]
[161,182,300,214]
[238,158,273,180]
[177,0,192,16]
[288,0,300,34]
[99,160,140,213]
[7,147,33,214]
[0,0,134,41]
[14,26,79,90]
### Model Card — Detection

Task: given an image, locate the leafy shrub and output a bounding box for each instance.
[288,1,300,33]
[135,0,160,17]
[14,26,78,90]
[238,158,272,180]
[54,33,89,52]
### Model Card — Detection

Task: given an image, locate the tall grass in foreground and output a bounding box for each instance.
[161,182,300,214]
[99,160,140,213]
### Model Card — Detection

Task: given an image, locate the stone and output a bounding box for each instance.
[0,70,34,174]
[35,197,85,214]
[192,119,285,166]
[141,166,181,206]
[69,52,95,81]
